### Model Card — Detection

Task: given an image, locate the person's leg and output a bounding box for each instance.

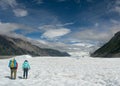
[23,69,25,78]
[24,69,27,79]
[14,69,17,79]
[11,69,13,79]
[26,69,28,79]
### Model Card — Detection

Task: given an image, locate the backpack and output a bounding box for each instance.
[10,60,16,68]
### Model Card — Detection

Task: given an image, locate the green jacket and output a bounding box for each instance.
[22,61,30,69]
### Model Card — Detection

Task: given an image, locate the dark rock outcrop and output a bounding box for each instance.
[91,31,120,57]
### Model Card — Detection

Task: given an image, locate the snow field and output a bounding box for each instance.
[0,55,120,86]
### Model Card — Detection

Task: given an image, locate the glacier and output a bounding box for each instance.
[0,55,120,86]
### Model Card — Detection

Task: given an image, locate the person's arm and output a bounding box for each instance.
[16,62,18,69]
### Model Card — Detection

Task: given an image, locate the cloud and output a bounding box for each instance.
[39,25,56,30]
[56,22,74,27]
[0,0,28,17]
[13,9,28,17]
[39,22,74,30]
[0,19,72,41]
[71,24,120,42]
[0,22,17,34]
[0,0,17,9]
[72,29,110,41]
[110,19,120,25]
[114,6,120,14]
[110,0,120,14]
[41,28,71,39]
[39,24,71,40]
[0,22,27,38]
[58,0,81,3]
[110,24,120,34]
[0,22,34,38]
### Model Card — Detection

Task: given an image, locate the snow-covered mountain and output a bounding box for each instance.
[67,42,99,57]
[35,40,100,57]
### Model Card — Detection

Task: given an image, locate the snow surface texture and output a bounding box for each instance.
[0,55,120,86]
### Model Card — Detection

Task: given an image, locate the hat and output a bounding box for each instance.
[25,60,28,62]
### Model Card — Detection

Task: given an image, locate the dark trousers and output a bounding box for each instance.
[23,68,28,79]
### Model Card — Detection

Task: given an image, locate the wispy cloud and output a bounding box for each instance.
[110,19,120,25]
[0,0,17,9]
[0,0,28,17]
[110,0,120,14]
[13,9,28,17]
[114,6,120,14]
[70,24,120,42]
[56,22,74,27]
[57,0,80,3]
[34,0,44,4]
[39,22,74,30]
[71,29,110,41]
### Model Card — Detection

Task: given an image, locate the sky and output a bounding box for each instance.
[0,0,120,46]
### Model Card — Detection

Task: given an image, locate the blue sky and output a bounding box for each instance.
[0,0,120,44]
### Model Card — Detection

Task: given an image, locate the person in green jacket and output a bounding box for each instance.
[22,60,30,79]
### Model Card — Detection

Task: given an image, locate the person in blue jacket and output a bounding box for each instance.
[22,60,30,79]
[8,58,18,79]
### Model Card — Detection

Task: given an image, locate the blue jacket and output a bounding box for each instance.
[22,61,30,69]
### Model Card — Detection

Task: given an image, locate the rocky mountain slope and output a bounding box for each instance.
[0,35,70,56]
[91,31,120,57]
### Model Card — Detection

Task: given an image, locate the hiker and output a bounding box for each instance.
[22,60,30,79]
[8,58,18,79]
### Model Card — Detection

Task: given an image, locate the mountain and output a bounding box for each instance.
[0,35,70,56]
[34,40,98,57]
[91,31,120,57]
